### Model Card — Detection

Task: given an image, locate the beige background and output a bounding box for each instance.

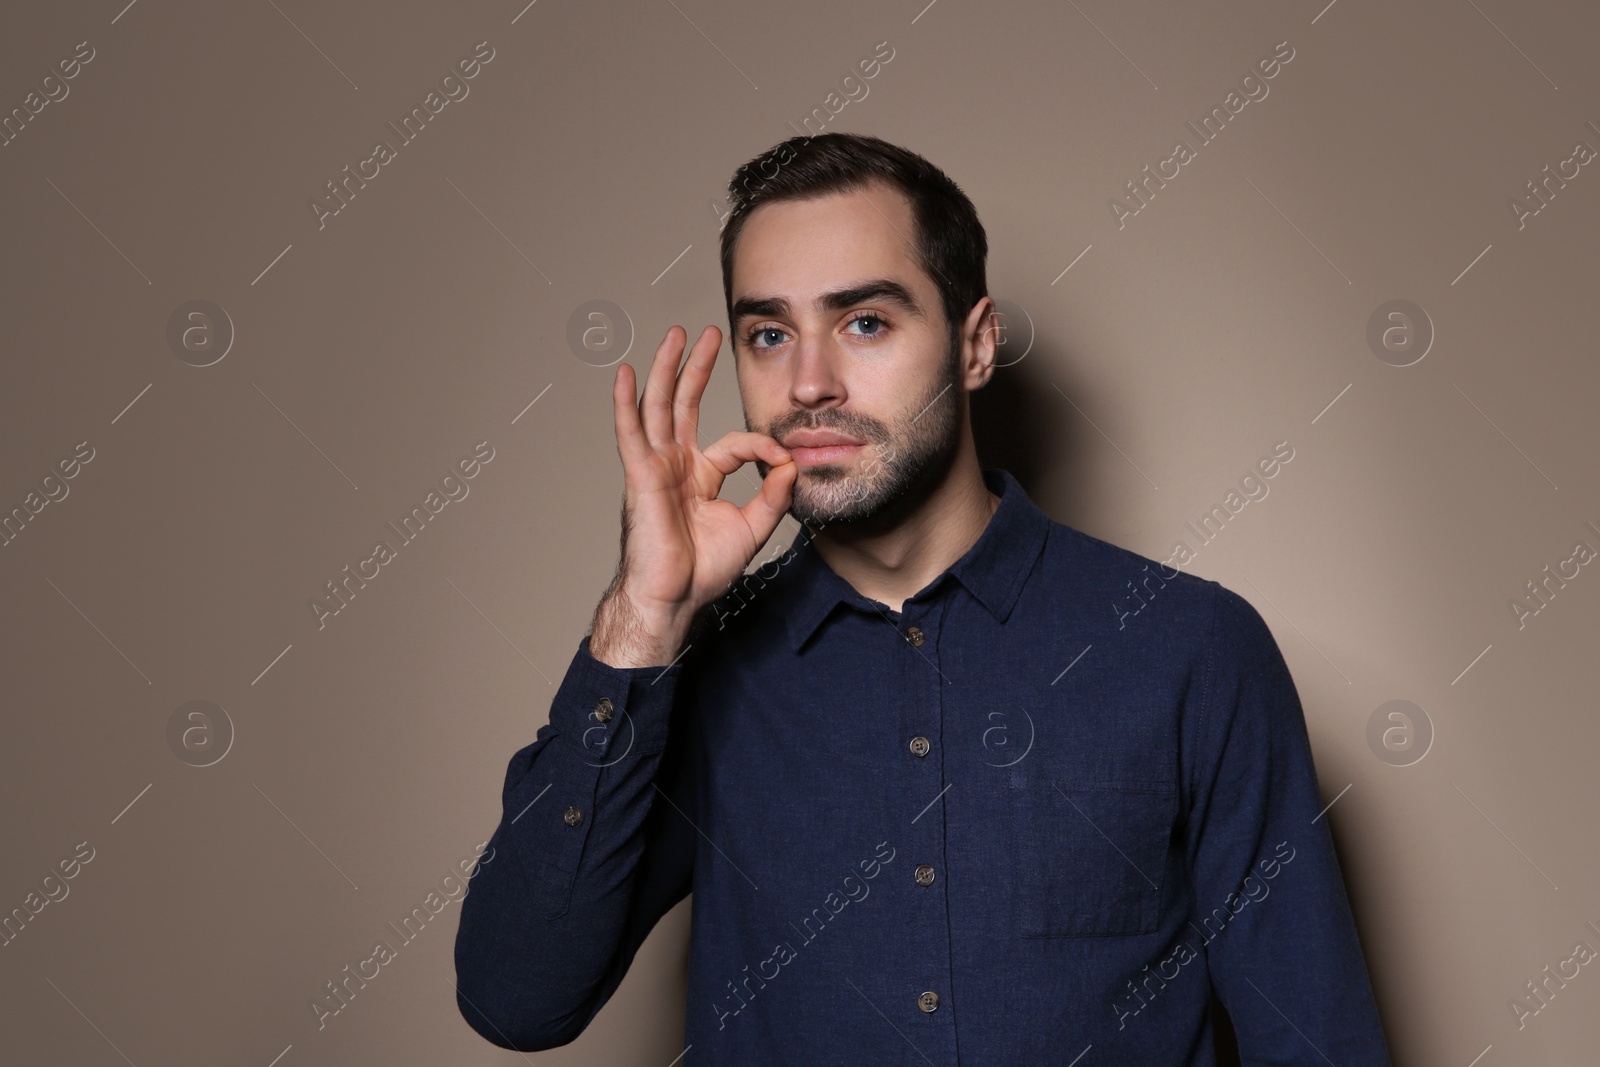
[2,0,1597,1063]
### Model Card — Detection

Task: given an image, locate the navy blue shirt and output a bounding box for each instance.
[454,466,1391,1065]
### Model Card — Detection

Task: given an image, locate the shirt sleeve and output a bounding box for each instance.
[452,631,698,1052]
[1183,583,1393,1065]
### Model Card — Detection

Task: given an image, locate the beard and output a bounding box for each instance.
[752,332,964,531]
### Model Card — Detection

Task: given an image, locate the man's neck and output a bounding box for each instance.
[809,451,1000,614]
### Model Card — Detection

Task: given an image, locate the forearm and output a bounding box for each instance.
[453,635,695,1051]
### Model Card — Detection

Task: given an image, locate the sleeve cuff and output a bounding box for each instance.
[544,633,686,759]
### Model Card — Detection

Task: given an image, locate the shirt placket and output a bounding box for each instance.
[894,594,960,1066]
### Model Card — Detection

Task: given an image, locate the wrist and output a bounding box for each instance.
[590,587,693,669]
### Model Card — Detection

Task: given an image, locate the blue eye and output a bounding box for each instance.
[744,314,889,352]
[846,313,886,337]
[747,326,788,350]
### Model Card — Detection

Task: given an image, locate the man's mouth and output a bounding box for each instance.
[780,431,868,466]
[790,442,863,465]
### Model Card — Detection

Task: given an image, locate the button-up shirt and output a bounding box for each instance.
[454,466,1392,1065]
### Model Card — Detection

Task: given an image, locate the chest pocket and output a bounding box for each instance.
[1013,778,1175,939]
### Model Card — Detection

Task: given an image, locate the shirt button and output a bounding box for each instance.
[593,697,614,723]
[908,736,930,758]
[904,625,925,647]
[918,990,940,1012]
[914,864,936,886]
[563,805,584,827]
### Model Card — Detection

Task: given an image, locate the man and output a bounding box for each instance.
[453,132,1391,1065]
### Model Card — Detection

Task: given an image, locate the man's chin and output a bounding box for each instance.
[788,477,896,528]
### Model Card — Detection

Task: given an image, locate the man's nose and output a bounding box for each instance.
[788,332,844,407]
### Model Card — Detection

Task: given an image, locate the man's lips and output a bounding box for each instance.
[780,431,868,465]
[787,442,863,465]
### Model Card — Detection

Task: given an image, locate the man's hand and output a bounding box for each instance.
[589,325,797,668]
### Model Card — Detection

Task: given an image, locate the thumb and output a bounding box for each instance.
[739,460,798,547]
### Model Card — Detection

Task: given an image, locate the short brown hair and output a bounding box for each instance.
[719,133,989,355]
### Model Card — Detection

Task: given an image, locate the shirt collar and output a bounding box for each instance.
[780,466,1052,653]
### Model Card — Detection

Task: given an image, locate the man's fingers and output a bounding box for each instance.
[739,459,799,548]
[702,431,792,476]
[640,326,686,449]
[673,326,722,451]
[613,362,652,469]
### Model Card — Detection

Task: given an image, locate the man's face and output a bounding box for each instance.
[729,181,967,528]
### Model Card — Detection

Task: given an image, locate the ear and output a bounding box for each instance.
[961,296,1000,391]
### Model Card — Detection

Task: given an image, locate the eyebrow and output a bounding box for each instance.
[731,278,927,327]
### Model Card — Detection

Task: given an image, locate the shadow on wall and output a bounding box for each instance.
[1212,996,1241,1065]
[970,342,1057,492]
[970,336,1097,525]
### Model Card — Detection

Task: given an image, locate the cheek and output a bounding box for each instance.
[857,334,932,395]
[734,366,781,422]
